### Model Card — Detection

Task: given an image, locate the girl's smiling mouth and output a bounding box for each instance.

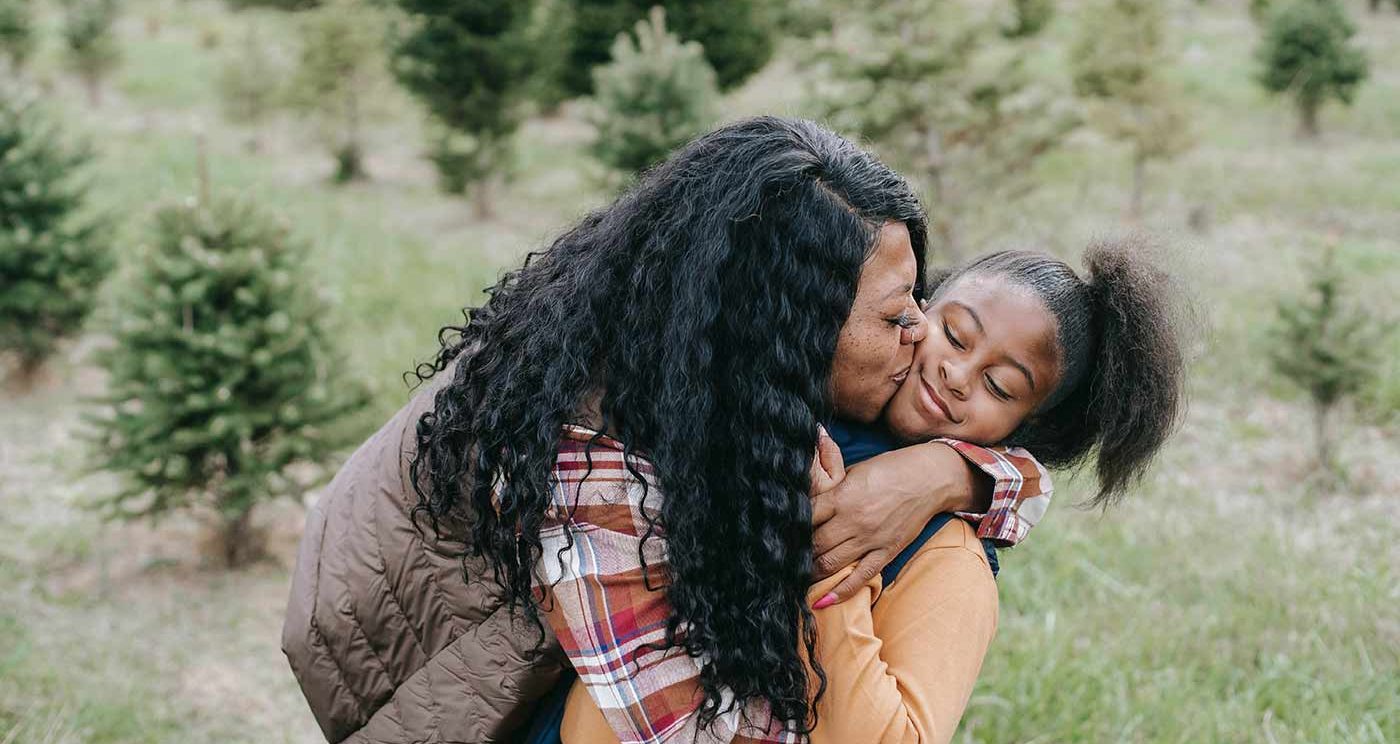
[919,375,960,424]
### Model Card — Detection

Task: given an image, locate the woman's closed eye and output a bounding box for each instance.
[985,374,1012,401]
[888,311,919,329]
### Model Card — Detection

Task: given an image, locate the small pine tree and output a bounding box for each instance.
[1002,0,1054,38]
[88,194,366,568]
[216,23,287,153]
[588,7,718,181]
[521,0,577,113]
[772,0,835,40]
[0,0,35,72]
[390,0,535,216]
[811,0,1078,257]
[226,0,317,9]
[0,88,111,386]
[1072,0,1191,220]
[61,0,121,107]
[1268,245,1383,476]
[665,0,774,91]
[1256,0,1368,140]
[560,0,774,97]
[290,0,388,183]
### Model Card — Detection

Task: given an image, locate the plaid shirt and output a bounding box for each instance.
[534,426,1052,744]
[937,438,1052,547]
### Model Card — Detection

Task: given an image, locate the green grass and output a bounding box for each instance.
[2,0,1398,742]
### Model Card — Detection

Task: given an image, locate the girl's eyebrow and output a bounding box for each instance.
[949,300,984,333]
[1009,359,1037,392]
[950,300,1037,391]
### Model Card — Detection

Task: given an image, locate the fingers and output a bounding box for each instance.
[811,493,837,529]
[812,536,863,579]
[809,446,835,496]
[822,551,888,606]
[816,424,846,483]
[812,513,853,556]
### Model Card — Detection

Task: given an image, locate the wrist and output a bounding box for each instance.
[917,441,983,513]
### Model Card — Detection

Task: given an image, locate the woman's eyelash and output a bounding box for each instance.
[888,311,917,329]
[986,376,1010,401]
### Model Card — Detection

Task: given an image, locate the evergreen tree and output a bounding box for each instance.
[1071,0,1191,220]
[1256,0,1367,140]
[772,0,835,40]
[217,23,288,153]
[1002,0,1054,38]
[289,0,388,183]
[560,0,774,97]
[390,0,535,216]
[0,88,111,386]
[588,7,718,181]
[811,0,1077,257]
[521,0,578,113]
[226,0,317,9]
[88,194,366,568]
[0,0,35,72]
[61,0,121,107]
[1268,245,1384,476]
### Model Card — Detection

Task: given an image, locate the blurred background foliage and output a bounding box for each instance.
[0,0,1397,741]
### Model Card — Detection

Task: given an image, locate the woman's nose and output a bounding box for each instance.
[900,314,928,345]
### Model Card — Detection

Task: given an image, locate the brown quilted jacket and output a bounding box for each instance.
[281,369,567,743]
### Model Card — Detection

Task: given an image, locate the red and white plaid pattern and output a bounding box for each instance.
[938,438,1053,547]
[534,425,1050,744]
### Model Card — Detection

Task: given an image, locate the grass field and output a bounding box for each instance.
[1,0,1398,741]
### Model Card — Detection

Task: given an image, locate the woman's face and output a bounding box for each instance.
[830,221,927,423]
[884,273,1062,444]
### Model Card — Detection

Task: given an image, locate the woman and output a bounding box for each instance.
[282,117,1048,744]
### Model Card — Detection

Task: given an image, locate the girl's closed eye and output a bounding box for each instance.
[985,375,1011,401]
[943,322,965,350]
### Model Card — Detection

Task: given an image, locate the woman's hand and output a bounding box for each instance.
[810,425,846,496]
[810,442,989,607]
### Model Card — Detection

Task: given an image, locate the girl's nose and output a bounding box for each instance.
[940,359,968,400]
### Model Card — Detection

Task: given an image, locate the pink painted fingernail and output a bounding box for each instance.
[812,592,837,610]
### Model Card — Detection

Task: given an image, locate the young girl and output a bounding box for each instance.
[557,237,1187,743]
[884,238,1183,494]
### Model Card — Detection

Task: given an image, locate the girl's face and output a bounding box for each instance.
[830,221,928,424]
[884,273,1062,445]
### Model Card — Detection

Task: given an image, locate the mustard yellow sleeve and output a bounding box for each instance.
[806,518,998,744]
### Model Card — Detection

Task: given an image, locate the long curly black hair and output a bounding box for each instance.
[408,117,927,732]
